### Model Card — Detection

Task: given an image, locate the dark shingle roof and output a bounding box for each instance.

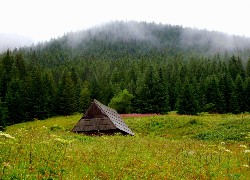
[94,100,134,135]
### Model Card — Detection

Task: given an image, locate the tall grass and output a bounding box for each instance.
[0,113,250,179]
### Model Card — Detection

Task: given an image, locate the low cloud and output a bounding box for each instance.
[0,33,33,52]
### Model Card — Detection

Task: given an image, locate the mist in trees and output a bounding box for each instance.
[1,21,250,128]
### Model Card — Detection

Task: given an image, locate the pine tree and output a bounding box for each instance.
[26,67,49,120]
[0,98,7,130]
[135,65,156,113]
[153,67,170,114]
[42,71,56,117]
[234,74,245,113]
[218,73,233,113]
[230,82,240,114]
[244,77,250,112]
[247,58,250,77]
[56,72,77,116]
[228,55,245,80]
[79,81,91,113]
[5,78,26,124]
[204,75,224,113]
[176,78,198,115]
[0,50,14,100]
[13,53,27,80]
[70,67,81,112]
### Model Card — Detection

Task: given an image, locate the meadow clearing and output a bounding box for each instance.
[0,113,250,179]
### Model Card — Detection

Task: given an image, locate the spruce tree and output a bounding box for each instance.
[0,50,14,100]
[153,67,170,114]
[42,71,56,117]
[56,72,77,116]
[218,73,233,113]
[247,58,250,77]
[234,74,245,113]
[230,82,240,114]
[79,81,92,113]
[13,53,27,80]
[0,98,7,130]
[25,67,48,120]
[204,75,224,113]
[5,78,26,124]
[244,77,250,112]
[176,78,198,115]
[135,65,156,113]
[70,67,81,112]
[228,55,245,80]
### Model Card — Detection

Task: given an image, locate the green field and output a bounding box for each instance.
[1,113,250,179]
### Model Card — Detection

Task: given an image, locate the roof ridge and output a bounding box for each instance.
[94,100,134,135]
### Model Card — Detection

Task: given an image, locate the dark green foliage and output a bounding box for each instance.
[42,71,57,117]
[1,22,250,126]
[244,77,250,112]
[228,55,245,80]
[13,53,27,80]
[154,67,170,114]
[25,68,47,120]
[135,66,157,113]
[230,75,245,114]
[176,78,199,115]
[247,58,250,77]
[108,89,134,114]
[204,75,224,113]
[79,81,91,113]
[0,98,7,130]
[5,78,27,124]
[70,68,81,112]
[218,73,233,113]
[56,72,77,116]
[0,50,14,100]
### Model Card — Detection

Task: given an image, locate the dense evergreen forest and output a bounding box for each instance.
[1,21,250,128]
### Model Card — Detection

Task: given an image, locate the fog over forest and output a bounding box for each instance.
[1,21,250,128]
[2,21,250,56]
[56,21,250,61]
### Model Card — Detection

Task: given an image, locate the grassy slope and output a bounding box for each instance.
[1,113,250,179]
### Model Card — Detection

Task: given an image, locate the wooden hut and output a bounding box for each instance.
[72,99,134,135]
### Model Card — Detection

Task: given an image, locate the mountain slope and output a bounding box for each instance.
[33,21,250,62]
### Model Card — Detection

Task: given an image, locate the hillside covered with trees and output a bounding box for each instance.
[1,21,250,128]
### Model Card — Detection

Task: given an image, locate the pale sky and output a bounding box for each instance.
[1,0,250,43]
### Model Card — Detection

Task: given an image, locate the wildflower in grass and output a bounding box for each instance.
[55,137,71,144]
[224,149,232,153]
[40,140,51,144]
[51,134,59,138]
[2,162,10,168]
[188,150,195,156]
[244,132,250,139]
[218,146,225,151]
[239,144,247,148]
[0,131,15,139]
[244,150,250,153]
[220,142,225,146]
[243,164,249,168]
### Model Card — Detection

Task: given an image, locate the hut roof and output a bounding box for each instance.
[72,99,134,135]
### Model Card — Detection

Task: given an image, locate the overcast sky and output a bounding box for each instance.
[1,0,250,43]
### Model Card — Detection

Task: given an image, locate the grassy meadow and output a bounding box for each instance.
[1,113,250,179]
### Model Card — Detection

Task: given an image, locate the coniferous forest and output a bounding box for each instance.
[1,21,250,128]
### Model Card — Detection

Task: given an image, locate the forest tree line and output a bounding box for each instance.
[0,48,250,129]
[1,21,250,128]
